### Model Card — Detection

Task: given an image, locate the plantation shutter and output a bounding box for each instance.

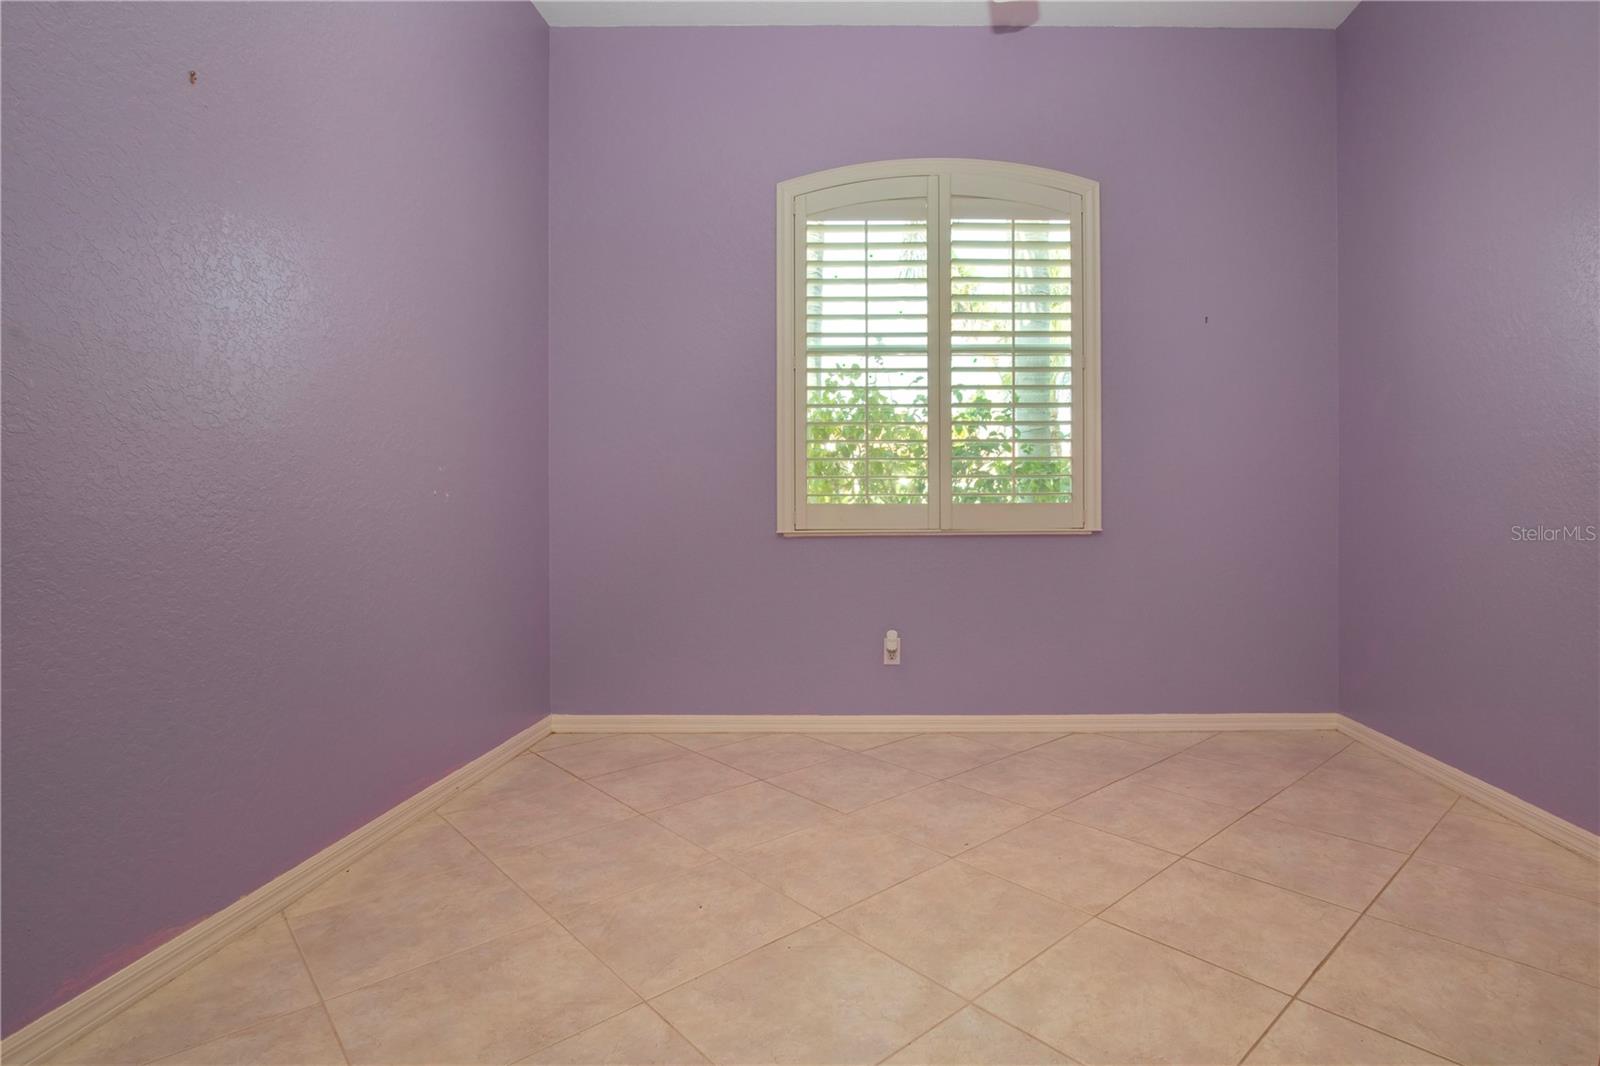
[945,174,1085,531]
[793,176,936,531]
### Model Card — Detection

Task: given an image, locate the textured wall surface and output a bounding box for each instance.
[548,27,1340,717]
[1,1,550,1032]
[1338,2,1600,831]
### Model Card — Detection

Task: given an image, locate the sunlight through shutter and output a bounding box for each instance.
[944,175,1085,531]
[796,177,935,530]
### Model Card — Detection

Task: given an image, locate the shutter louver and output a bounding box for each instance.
[949,207,1073,506]
[802,192,931,519]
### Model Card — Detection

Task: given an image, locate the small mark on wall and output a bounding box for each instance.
[188,70,197,85]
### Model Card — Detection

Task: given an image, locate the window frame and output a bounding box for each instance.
[777,158,1101,537]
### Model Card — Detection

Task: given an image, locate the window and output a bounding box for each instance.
[777,159,1100,535]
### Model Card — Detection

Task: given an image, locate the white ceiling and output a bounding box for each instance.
[534,1,1359,30]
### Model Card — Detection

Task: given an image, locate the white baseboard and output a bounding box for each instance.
[548,711,1343,734]
[1,716,553,1066]
[1334,714,1599,861]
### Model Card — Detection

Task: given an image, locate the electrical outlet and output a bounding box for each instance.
[883,629,901,665]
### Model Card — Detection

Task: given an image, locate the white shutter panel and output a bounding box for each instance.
[946,174,1084,531]
[794,176,936,531]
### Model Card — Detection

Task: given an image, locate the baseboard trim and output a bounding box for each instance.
[1334,714,1599,861]
[548,712,1343,734]
[1,716,553,1065]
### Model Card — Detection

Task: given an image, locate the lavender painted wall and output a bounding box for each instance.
[1337,3,1600,831]
[1,1,550,1033]
[548,27,1340,717]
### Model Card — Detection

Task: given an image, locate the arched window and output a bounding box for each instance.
[777,159,1100,535]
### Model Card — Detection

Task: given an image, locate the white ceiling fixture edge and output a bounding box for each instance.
[533,0,1359,31]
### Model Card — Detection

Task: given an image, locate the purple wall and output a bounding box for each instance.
[548,27,1341,717]
[1,1,550,1033]
[1337,3,1600,831]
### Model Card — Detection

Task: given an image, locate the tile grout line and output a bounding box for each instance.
[1349,894,1600,991]
[314,1000,355,1066]
[1171,748,1600,988]
[291,822,628,1058]
[121,749,582,1066]
[126,917,343,1066]
[1130,737,1395,1066]
[70,731,1592,1066]
[455,753,852,1061]
[885,739,1359,1064]
[1092,734,1369,1066]
[1237,798,1465,1066]
[945,745,1357,1050]
[279,917,355,1066]
[543,737,1087,1061]
[443,812,717,1065]
[836,733,1206,859]
[287,733,1341,1065]
[521,737,1595,1060]
[966,1002,1093,1066]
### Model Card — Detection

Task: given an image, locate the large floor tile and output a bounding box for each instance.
[562,862,815,997]
[442,776,635,856]
[539,735,687,779]
[768,752,934,812]
[1412,811,1599,901]
[46,917,319,1065]
[805,731,917,751]
[1243,1002,1449,1065]
[1184,731,1349,774]
[1191,812,1406,909]
[652,923,962,1065]
[660,732,762,752]
[651,781,837,854]
[587,753,754,812]
[727,823,944,915]
[1256,773,1452,851]
[1029,734,1169,775]
[868,735,1010,778]
[979,920,1286,1065]
[852,782,1038,855]
[1103,859,1357,992]
[1302,917,1600,1065]
[287,814,482,916]
[1056,778,1245,853]
[960,815,1174,912]
[882,1006,1071,1065]
[532,733,610,752]
[494,816,714,919]
[325,924,637,1065]
[1309,746,1458,808]
[702,734,840,777]
[1370,857,1599,985]
[520,1005,707,1065]
[1121,751,1307,809]
[152,1005,345,1066]
[948,748,1124,810]
[832,863,1088,997]
[1112,730,1214,753]
[440,754,578,814]
[289,852,549,998]
[963,732,1064,753]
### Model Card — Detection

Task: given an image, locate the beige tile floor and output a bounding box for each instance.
[43,730,1600,1066]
